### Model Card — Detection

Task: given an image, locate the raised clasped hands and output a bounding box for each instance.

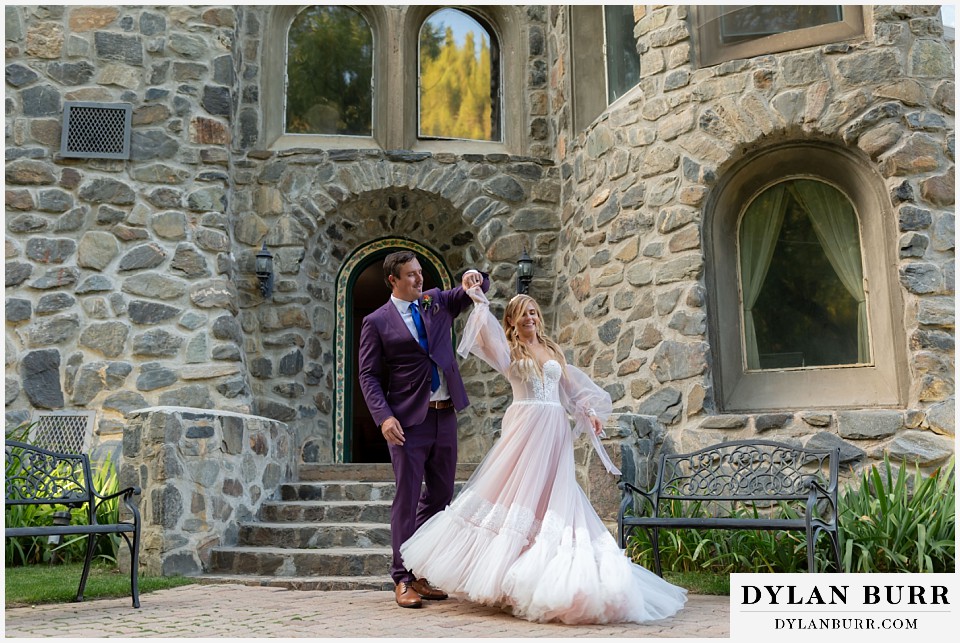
[461,270,482,290]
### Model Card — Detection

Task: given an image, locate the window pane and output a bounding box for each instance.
[719,5,843,44]
[286,6,373,136]
[740,180,867,370]
[419,9,500,141]
[603,5,641,103]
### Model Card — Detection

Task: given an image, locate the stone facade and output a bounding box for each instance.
[548,5,954,480]
[4,3,955,546]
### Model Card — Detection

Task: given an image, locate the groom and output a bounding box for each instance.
[358,250,489,608]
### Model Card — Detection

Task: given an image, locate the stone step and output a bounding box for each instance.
[298,462,478,482]
[196,574,394,591]
[208,546,392,577]
[259,500,392,523]
[278,480,467,502]
[280,481,397,502]
[237,522,392,549]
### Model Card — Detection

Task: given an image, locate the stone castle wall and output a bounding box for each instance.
[546,5,954,483]
[4,5,560,468]
[6,6,252,461]
[5,5,955,506]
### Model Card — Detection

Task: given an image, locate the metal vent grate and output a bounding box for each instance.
[60,101,132,160]
[29,410,96,454]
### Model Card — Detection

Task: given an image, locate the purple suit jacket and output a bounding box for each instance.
[358,274,490,429]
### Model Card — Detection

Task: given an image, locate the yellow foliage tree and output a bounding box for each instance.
[420,26,492,141]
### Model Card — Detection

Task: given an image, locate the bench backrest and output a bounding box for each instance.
[5,440,94,510]
[654,439,838,505]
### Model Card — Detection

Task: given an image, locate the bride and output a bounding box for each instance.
[400,288,687,624]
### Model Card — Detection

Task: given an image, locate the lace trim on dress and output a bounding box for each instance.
[453,489,538,541]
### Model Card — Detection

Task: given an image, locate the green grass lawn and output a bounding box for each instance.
[5,562,196,607]
[664,570,730,595]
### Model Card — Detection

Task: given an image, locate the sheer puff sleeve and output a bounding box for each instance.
[456,286,511,376]
[560,365,621,475]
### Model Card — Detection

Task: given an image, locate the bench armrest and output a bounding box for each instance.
[92,486,142,526]
[618,480,656,518]
[804,478,838,525]
[94,486,141,502]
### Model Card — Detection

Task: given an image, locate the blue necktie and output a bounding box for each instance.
[410,301,440,393]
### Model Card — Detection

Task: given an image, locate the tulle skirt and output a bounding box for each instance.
[400,401,687,624]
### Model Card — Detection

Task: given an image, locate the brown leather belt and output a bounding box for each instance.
[428,399,454,410]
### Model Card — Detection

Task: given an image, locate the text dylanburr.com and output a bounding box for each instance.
[730,573,956,640]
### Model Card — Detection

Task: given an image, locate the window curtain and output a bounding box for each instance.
[739,184,789,369]
[788,180,870,363]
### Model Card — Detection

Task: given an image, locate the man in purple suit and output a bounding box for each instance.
[358,250,489,608]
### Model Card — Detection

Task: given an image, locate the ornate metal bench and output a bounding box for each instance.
[4,440,142,608]
[618,439,841,575]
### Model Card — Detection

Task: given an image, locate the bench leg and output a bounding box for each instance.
[76,533,97,602]
[651,528,663,578]
[130,526,141,608]
[806,523,816,573]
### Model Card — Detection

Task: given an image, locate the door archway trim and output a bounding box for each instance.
[334,238,453,463]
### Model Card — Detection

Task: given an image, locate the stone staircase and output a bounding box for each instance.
[198,463,475,591]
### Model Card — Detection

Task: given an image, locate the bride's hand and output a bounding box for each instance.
[465,284,487,305]
[590,415,604,437]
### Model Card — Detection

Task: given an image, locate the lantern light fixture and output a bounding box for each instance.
[255,241,274,298]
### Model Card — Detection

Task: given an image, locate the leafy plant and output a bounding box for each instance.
[626,456,956,574]
[840,456,954,573]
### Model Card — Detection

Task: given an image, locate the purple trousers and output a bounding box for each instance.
[387,406,458,584]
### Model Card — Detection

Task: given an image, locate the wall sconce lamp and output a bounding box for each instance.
[255,241,274,298]
[516,247,534,295]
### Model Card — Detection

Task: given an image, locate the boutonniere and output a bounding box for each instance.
[421,295,434,311]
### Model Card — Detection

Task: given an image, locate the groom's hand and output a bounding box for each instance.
[461,270,482,290]
[381,416,405,446]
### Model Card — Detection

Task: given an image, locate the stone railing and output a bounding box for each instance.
[121,407,293,576]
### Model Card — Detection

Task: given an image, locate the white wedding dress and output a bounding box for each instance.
[399,291,687,624]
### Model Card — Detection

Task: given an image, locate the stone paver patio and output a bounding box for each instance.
[4,584,729,638]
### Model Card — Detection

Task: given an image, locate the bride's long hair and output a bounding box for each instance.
[502,294,566,381]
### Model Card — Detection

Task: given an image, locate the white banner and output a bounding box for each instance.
[731,573,957,641]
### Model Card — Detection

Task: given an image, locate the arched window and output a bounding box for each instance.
[739,179,868,371]
[706,143,906,411]
[285,6,373,136]
[418,8,501,142]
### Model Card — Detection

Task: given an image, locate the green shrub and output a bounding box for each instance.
[626,456,955,574]
[5,432,121,567]
[840,456,954,573]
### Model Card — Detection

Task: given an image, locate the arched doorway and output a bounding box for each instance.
[334,239,452,463]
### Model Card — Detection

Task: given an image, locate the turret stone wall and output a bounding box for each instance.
[547,5,954,483]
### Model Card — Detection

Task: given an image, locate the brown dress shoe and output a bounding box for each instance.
[395,581,422,608]
[411,578,448,600]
